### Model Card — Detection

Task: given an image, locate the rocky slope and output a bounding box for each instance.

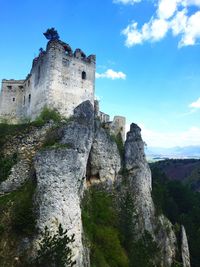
[0,101,191,266]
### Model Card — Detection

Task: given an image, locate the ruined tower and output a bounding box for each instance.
[0,28,96,123]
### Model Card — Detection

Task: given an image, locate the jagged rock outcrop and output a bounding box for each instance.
[124,123,176,266]
[87,121,121,185]
[181,225,191,267]
[34,101,94,266]
[124,123,154,233]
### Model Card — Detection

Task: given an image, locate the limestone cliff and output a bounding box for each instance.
[124,123,177,266]
[0,101,191,267]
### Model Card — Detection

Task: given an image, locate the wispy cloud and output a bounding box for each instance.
[96,69,126,80]
[189,97,200,108]
[119,0,200,47]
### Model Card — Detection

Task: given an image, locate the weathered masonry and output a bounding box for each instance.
[0,28,96,123]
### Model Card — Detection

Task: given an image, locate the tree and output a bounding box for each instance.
[33,224,76,267]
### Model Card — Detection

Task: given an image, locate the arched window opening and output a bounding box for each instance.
[13,98,15,102]
[82,71,86,80]
[28,94,31,103]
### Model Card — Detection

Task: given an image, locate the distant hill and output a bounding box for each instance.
[150,159,200,191]
[146,145,200,161]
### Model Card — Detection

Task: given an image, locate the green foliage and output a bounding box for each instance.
[129,231,159,267]
[12,180,36,236]
[171,260,183,267]
[82,188,129,267]
[32,224,76,267]
[0,179,36,266]
[119,192,160,267]
[33,106,62,126]
[0,153,18,182]
[151,164,200,267]
[0,123,28,149]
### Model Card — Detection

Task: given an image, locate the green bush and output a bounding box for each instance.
[32,224,76,267]
[33,106,62,126]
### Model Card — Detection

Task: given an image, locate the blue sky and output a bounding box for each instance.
[0,0,200,147]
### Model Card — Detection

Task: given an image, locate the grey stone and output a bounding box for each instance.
[181,225,191,267]
[34,101,94,266]
[88,123,121,185]
[124,123,176,266]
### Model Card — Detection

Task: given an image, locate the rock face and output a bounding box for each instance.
[88,122,121,185]
[0,101,191,267]
[124,123,176,266]
[34,101,94,266]
[181,225,191,267]
[0,123,53,194]
[125,123,154,233]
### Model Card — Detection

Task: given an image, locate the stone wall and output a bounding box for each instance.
[46,40,95,119]
[0,80,25,123]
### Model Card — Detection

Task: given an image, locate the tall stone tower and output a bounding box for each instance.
[0,28,96,123]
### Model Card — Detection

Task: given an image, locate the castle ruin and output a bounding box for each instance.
[0,28,125,139]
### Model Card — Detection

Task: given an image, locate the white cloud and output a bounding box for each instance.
[126,123,200,147]
[157,0,179,19]
[151,18,169,40]
[122,18,169,46]
[189,97,200,108]
[171,9,187,36]
[179,11,200,47]
[113,0,141,5]
[121,0,200,47]
[96,69,126,80]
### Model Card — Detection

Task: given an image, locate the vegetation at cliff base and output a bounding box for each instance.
[82,187,161,267]
[0,179,36,266]
[82,188,129,267]
[119,192,160,267]
[151,164,200,267]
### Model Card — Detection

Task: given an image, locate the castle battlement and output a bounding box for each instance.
[0,28,96,123]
